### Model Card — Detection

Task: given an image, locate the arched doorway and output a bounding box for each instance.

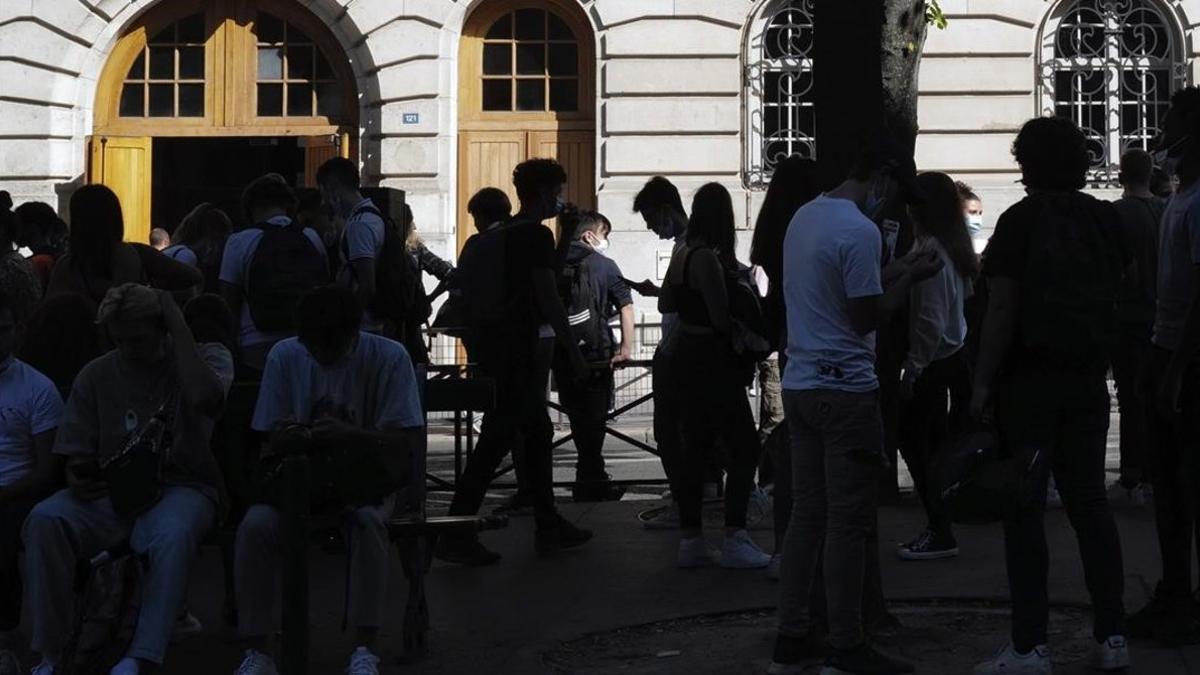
[457,0,595,249]
[91,0,358,243]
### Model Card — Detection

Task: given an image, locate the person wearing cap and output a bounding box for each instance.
[970,117,1129,673]
[769,137,941,675]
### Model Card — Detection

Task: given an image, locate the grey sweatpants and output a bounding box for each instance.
[235,497,394,637]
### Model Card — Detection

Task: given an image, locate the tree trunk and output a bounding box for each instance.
[881,0,930,153]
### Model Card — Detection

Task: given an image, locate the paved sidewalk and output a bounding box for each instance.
[160,489,1190,674]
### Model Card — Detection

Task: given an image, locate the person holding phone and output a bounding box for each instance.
[21,284,232,675]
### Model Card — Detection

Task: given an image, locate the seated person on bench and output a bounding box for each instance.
[23,284,232,675]
[234,286,424,675]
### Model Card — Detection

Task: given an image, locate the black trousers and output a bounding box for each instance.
[449,336,558,528]
[997,367,1125,651]
[671,333,761,530]
[898,350,970,538]
[1146,347,1200,608]
[555,359,615,481]
[1,498,35,631]
[1112,327,1152,487]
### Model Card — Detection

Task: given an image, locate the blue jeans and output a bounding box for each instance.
[778,389,883,649]
[22,486,215,664]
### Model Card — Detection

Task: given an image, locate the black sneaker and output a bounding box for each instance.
[822,643,913,675]
[896,528,958,561]
[535,516,593,555]
[572,477,627,503]
[1128,582,1175,639]
[435,536,501,566]
[767,630,827,674]
[492,491,535,517]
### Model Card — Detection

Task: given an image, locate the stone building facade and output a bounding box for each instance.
[0,0,1195,317]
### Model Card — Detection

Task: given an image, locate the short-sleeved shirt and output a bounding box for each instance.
[0,357,64,486]
[54,343,235,506]
[1155,182,1200,352]
[1113,195,1165,326]
[336,199,387,332]
[782,195,883,392]
[500,219,556,341]
[163,244,199,268]
[565,241,633,354]
[252,332,424,433]
[659,236,686,343]
[219,216,326,348]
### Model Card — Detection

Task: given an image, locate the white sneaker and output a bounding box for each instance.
[347,647,380,675]
[974,643,1052,674]
[746,486,771,528]
[235,649,279,675]
[719,530,771,569]
[109,657,139,675]
[170,611,204,643]
[677,536,719,568]
[643,504,680,530]
[766,553,782,581]
[1092,635,1129,671]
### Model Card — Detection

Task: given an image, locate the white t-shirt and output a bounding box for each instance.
[782,195,884,393]
[337,199,386,332]
[252,332,424,433]
[903,236,968,377]
[0,357,64,486]
[219,216,326,349]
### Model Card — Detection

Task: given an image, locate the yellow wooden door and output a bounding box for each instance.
[301,134,341,187]
[88,136,153,245]
[528,130,595,211]
[457,130,525,252]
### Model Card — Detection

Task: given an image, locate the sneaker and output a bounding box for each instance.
[821,643,913,674]
[973,643,1051,675]
[235,650,278,675]
[170,610,204,643]
[676,537,719,568]
[746,486,771,528]
[719,530,771,569]
[572,476,626,503]
[641,504,680,530]
[492,491,535,517]
[435,536,502,566]
[535,516,593,555]
[0,650,19,675]
[1091,636,1130,671]
[896,528,959,561]
[346,647,379,675]
[767,631,827,674]
[766,553,782,581]
[109,658,139,675]
[1127,582,1172,638]
[30,662,55,675]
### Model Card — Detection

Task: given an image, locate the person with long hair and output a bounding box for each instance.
[895,172,979,562]
[659,182,771,570]
[46,185,202,303]
[17,293,102,400]
[748,156,822,576]
[164,203,233,295]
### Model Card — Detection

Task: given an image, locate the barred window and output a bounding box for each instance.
[745,0,815,189]
[1043,0,1185,185]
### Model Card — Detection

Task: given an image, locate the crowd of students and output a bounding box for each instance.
[3,88,1200,675]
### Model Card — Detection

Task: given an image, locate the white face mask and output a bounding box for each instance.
[589,233,610,253]
[966,215,984,237]
[862,177,889,220]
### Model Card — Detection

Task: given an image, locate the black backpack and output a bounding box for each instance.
[558,249,611,361]
[341,203,421,325]
[455,225,511,333]
[1018,192,1126,371]
[246,222,328,333]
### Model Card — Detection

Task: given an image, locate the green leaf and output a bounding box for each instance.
[926,0,949,29]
